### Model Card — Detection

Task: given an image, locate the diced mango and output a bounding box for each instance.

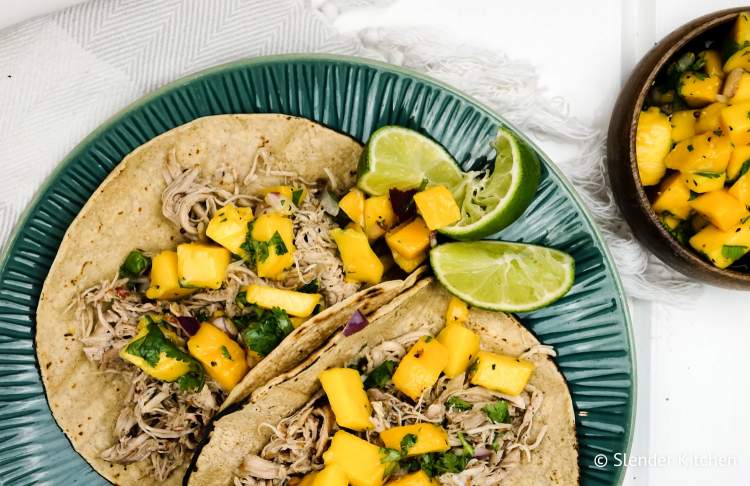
[651,173,692,219]
[723,45,750,73]
[251,213,295,279]
[120,316,192,383]
[729,172,750,207]
[681,171,726,194]
[392,337,448,400]
[437,324,480,378]
[413,185,461,230]
[728,145,750,183]
[720,101,750,146]
[385,218,431,259]
[380,424,450,456]
[660,214,682,231]
[729,71,750,103]
[670,110,697,143]
[689,221,750,268]
[678,72,721,107]
[698,50,723,77]
[177,243,231,289]
[732,12,750,46]
[664,132,731,173]
[695,102,725,133]
[444,296,469,326]
[145,250,196,300]
[323,431,385,486]
[635,107,671,185]
[299,472,318,486]
[312,465,347,486]
[391,249,425,273]
[319,368,373,431]
[690,190,749,231]
[243,284,321,317]
[187,323,247,391]
[364,195,396,240]
[386,471,438,486]
[206,204,254,256]
[331,228,384,284]
[339,188,366,227]
[470,351,535,396]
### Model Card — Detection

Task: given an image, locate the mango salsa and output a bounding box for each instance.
[664,132,731,173]
[689,221,750,268]
[187,323,247,391]
[678,72,722,107]
[720,101,750,146]
[206,204,254,256]
[694,102,725,133]
[729,172,750,207]
[690,190,749,231]
[651,173,692,219]
[145,250,196,300]
[732,12,750,46]
[177,243,231,289]
[470,351,534,396]
[723,45,750,73]
[444,296,469,325]
[698,50,723,78]
[727,145,750,183]
[670,110,697,143]
[729,71,750,103]
[319,367,373,431]
[312,465,347,486]
[243,284,321,317]
[363,195,396,240]
[385,217,431,259]
[386,471,438,486]
[682,171,726,194]
[392,337,448,400]
[635,107,671,185]
[250,213,295,279]
[413,185,461,230]
[331,228,384,284]
[323,431,385,486]
[380,424,450,456]
[391,249,425,273]
[437,324,480,378]
[339,188,366,227]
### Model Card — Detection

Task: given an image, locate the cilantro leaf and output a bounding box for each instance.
[415,452,471,477]
[694,171,722,179]
[446,396,473,412]
[220,345,232,360]
[482,401,510,423]
[292,189,305,206]
[400,433,418,455]
[722,245,748,261]
[269,231,288,256]
[379,447,401,476]
[237,306,294,356]
[297,279,320,293]
[364,360,397,389]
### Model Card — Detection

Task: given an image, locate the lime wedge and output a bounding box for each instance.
[441,128,540,240]
[430,241,574,312]
[357,126,464,196]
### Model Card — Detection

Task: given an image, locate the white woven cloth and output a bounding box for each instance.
[0,0,699,301]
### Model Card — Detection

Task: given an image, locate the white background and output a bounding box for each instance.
[2,1,749,485]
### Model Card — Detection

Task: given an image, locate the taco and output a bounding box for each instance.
[36,114,424,485]
[189,279,578,486]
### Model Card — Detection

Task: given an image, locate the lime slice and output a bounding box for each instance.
[441,128,540,240]
[357,126,464,196]
[430,241,574,312]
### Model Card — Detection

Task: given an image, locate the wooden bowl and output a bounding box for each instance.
[608,7,750,289]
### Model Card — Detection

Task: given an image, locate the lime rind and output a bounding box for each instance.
[430,241,575,312]
[440,128,541,240]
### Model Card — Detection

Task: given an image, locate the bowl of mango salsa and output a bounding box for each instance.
[609,7,750,288]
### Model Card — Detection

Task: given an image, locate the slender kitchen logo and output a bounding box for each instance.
[593,453,737,469]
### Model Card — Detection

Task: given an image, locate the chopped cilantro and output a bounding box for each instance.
[220,345,232,360]
[379,447,402,476]
[737,160,750,180]
[694,171,722,178]
[364,360,397,389]
[292,188,305,206]
[236,307,294,356]
[445,396,473,412]
[721,245,747,261]
[688,190,699,201]
[400,433,418,455]
[269,231,288,256]
[124,316,204,391]
[457,432,474,457]
[297,279,320,294]
[414,451,471,477]
[483,401,510,423]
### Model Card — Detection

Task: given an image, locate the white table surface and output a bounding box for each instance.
[3,1,749,485]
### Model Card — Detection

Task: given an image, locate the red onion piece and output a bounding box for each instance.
[343,310,369,336]
[177,316,200,336]
[473,446,492,459]
[388,188,417,222]
[212,316,238,337]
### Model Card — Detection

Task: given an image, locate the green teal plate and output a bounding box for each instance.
[0,54,634,485]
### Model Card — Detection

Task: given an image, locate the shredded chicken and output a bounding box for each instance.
[236,341,554,485]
